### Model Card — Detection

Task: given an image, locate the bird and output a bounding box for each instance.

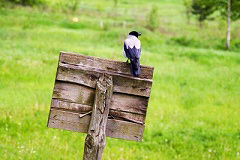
[123,31,142,77]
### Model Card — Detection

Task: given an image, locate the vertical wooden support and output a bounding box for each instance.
[83,74,113,160]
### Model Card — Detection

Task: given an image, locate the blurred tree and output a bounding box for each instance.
[218,0,240,20]
[191,0,217,27]
[188,0,240,50]
[218,0,240,50]
[67,0,79,12]
[6,0,45,6]
[146,6,159,31]
[113,0,118,7]
[226,0,231,50]
[183,0,192,24]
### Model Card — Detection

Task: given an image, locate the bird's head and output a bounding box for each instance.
[129,31,142,38]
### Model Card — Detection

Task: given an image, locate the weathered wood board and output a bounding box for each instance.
[47,51,154,142]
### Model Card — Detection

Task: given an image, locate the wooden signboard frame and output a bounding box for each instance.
[47,51,154,159]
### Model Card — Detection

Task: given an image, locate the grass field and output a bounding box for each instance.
[0,0,240,159]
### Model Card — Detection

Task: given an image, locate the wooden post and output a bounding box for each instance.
[83,74,113,160]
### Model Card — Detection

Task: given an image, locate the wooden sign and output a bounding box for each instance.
[47,51,154,142]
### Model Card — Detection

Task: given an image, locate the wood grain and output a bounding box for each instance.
[59,51,154,79]
[48,109,144,141]
[51,99,92,113]
[52,81,95,106]
[84,74,113,160]
[57,63,152,97]
[111,93,148,115]
[51,99,145,123]
[48,109,90,133]
[52,81,148,116]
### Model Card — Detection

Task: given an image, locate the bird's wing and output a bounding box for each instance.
[124,37,141,59]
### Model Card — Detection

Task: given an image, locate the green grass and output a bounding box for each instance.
[0,0,240,159]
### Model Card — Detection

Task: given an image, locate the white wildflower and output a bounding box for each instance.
[72,17,79,22]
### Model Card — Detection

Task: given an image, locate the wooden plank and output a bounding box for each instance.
[111,93,147,115]
[113,74,152,98]
[106,118,144,141]
[57,63,152,97]
[48,110,90,133]
[59,51,154,80]
[48,109,144,141]
[52,81,148,115]
[51,99,145,123]
[52,81,95,106]
[108,110,144,124]
[57,63,99,90]
[51,99,92,113]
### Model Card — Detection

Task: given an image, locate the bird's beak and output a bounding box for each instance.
[138,32,142,36]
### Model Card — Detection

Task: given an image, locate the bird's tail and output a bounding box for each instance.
[130,58,141,77]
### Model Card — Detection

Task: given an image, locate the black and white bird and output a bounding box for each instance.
[123,31,142,77]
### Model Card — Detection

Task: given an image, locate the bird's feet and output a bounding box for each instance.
[126,59,129,64]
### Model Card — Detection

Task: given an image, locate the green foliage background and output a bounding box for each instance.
[0,0,240,159]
